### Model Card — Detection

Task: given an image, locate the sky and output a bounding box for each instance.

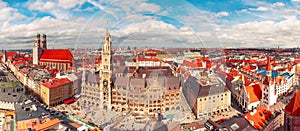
[0,0,300,49]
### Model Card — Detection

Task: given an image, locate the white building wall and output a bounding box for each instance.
[247,101,260,111]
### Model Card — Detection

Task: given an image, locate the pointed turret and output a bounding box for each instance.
[266,56,272,71]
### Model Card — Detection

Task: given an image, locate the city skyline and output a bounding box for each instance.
[0,0,300,49]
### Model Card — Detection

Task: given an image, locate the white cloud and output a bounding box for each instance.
[44,1,55,10]
[250,6,269,11]
[135,3,160,13]
[219,17,300,48]
[216,11,229,17]
[27,0,72,19]
[273,2,285,7]
[0,1,25,22]
[58,0,87,9]
[0,16,97,49]
[292,0,300,2]
[0,0,7,8]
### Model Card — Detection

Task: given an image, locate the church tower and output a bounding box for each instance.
[261,56,277,108]
[99,29,113,110]
[33,33,42,65]
[41,34,47,49]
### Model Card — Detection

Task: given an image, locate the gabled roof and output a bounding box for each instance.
[285,92,300,116]
[245,83,263,103]
[244,105,273,130]
[39,49,73,63]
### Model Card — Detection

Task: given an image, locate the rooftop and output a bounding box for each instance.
[39,49,74,63]
[41,78,72,88]
[285,91,300,116]
[245,83,263,103]
[220,116,255,131]
[0,82,22,88]
[244,105,273,130]
[34,118,60,131]
[15,99,49,121]
[0,92,25,103]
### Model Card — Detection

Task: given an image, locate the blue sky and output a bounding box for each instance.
[0,0,299,49]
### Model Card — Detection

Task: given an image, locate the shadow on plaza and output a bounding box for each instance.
[107,114,168,131]
[108,122,169,131]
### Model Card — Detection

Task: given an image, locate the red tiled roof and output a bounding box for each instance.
[95,57,102,64]
[68,122,81,129]
[41,78,71,89]
[241,75,252,86]
[201,56,210,62]
[39,49,73,63]
[246,83,263,103]
[285,92,300,116]
[145,51,157,56]
[13,61,26,66]
[34,118,60,131]
[266,57,272,71]
[24,57,33,61]
[13,57,23,61]
[5,51,17,57]
[206,62,212,69]
[183,60,200,68]
[138,57,160,62]
[244,105,273,130]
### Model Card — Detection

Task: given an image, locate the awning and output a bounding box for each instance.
[64,98,74,104]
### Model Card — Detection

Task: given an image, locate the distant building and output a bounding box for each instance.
[32,33,74,71]
[40,78,75,106]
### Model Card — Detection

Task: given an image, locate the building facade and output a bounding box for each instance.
[32,33,74,71]
[99,30,113,110]
[40,78,75,106]
[183,73,231,118]
[80,30,181,114]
